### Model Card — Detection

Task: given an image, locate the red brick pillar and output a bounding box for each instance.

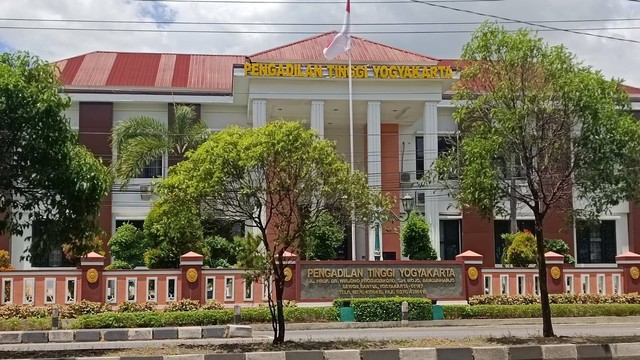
[456,250,484,299]
[545,251,564,294]
[180,252,204,303]
[616,251,640,294]
[80,252,106,303]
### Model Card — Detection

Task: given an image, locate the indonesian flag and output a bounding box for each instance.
[323,0,351,60]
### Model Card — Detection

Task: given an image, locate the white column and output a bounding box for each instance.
[423,101,440,259]
[252,99,267,128]
[367,101,382,260]
[310,101,325,139]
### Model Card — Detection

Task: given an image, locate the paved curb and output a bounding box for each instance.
[0,325,250,344]
[8,343,640,360]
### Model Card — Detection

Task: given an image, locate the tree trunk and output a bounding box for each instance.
[273,279,286,344]
[509,154,518,233]
[535,213,555,337]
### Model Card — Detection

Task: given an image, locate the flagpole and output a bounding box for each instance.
[348,48,357,261]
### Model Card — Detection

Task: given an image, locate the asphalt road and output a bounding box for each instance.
[256,323,640,340]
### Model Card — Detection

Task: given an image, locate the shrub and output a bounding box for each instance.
[469,293,640,306]
[0,250,14,271]
[58,300,110,319]
[108,223,147,268]
[105,260,135,270]
[201,301,225,310]
[545,239,576,265]
[0,317,50,331]
[0,305,49,319]
[401,212,437,260]
[443,304,640,319]
[333,298,432,322]
[503,231,537,267]
[117,301,157,313]
[163,299,201,312]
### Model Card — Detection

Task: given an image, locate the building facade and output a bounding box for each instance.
[2,32,640,270]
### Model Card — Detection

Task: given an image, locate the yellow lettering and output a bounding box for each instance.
[430,66,438,78]
[445,66,453,78]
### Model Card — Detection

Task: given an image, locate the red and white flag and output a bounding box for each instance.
[323,0,351,60]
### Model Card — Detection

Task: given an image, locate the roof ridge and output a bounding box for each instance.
[249,32,336,58]
[351,34,438,61]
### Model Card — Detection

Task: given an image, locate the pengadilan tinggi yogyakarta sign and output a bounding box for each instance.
[299,263,463,301]
[243,63,454,79]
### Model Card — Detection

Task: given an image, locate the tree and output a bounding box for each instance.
[502,231,575,267]
[155,120,390,344]
[401,212,437,260]
[431,22,640,337]
[301,213,345,260]
[111,104,210,184]
[107,223,148,268]
[203,235,238,267]
[0,51,112,257]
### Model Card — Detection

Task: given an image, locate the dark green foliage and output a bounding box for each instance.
[401,212,437,260]
[104,260,134,270]
[333,298,433,322]
[545,239,576,265]
[204,235,238,268]
[302,213,345,260]
[502,232,577,266]
[108,223,147,267]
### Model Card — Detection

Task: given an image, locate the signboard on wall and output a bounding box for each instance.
[299,262,464,300]
[243,63,454,79]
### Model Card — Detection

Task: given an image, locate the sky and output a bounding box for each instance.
[1,0,640,85]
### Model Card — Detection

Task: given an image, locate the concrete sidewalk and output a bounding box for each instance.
[250,315,640,331]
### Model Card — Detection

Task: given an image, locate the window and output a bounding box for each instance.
[597,274,605,295]
[137,157,163,179]
[576,220,616,264]
[206,277,215,301]
[106,279,117,303]
[438,135,458,156]
[581,274,590,294]
[115,220,145,231]
[533,275,540,296]
[440,220,461,260]
[23,278,34,304]
[613,274,622,295]
[415,135,458,181]
[127,278,137,302]
[500,275,509,295]
[2,279,12,305]
[244,280,253,301]
[565,275,574,294]
[415,136,424,180]
[65,278,76,303]
[147,278,157,302]
[516,275,526,295]
[29,220,73,267]
[166,277,177,302]
[225,276,234,301]
[483,275,492,295]
[44,278,56,304]
[494,220,535,264]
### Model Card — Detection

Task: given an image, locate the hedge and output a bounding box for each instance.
[333,298,432,322]
[469,293,640,306]
[72,307,339,329]
[443,304,640,319]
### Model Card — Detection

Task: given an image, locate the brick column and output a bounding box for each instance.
[456,250,484,299]
[616,251,640,294]
[545,251,564,294]
[80,252,106,303]
[180,251,204,303]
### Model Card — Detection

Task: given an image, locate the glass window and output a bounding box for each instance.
[45,278,55,304]
[137,157,163,179]
[517,275,525,295]
[613,274,622,295]
[206,277,215,301]
[500,275,509,295]
[147,278,157,302]
[597,274,605,295]
[581,275,590,294]
[415,136,424,180]
[576,220,616,264]
[2,279,12,305]
[533,275,540,296]
[106,279,117,303]
[23,279,34,304]
[166,278,177,302]
[66,278,76,303]
[439,220,461,260]
[565,275,574,294]
[225,277,234,301]
[483,275,492,295]
[127,279,137,302]
[494,220,535,265]
[244,280,253,301]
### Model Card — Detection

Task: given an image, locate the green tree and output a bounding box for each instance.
[107,223,147,268]
[401,212,437,260]
[203,235,238,267]
[302,213,345,260]
[155,120,390,344]
[431,23,640,337]
[502,232,576,267]
[111,104,210,184]
[0,51,112,257]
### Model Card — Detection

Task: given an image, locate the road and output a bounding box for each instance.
[256,323,640,340]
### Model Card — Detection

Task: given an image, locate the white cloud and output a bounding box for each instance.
[1,0,639,85]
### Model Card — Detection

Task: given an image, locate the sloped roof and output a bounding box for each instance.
[56,52,244,93]
[250,32,438,65]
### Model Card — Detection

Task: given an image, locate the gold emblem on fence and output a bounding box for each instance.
[467,266,478,281]
[630,266,640,280]
[86,268,99,284]
[186,268,198,283]
[284,267,293,282]
[550,266,561,280]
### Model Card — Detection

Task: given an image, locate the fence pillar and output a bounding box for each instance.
[180,251,204,303]
[544,251,564,294]
[616,251,640,294]
[455,250,483,299]
[80,252,106,303]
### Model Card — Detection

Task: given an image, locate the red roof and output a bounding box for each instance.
[250,32,438,65]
